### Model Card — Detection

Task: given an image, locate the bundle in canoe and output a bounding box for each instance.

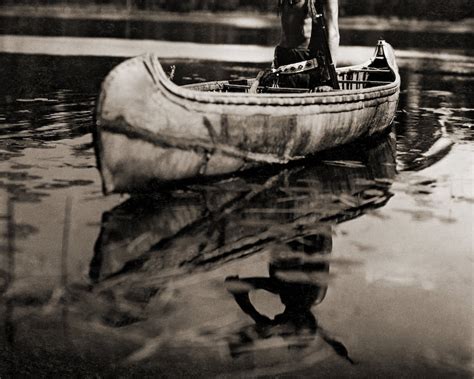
[94,40,400,194]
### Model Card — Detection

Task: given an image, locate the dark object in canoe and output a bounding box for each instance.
[94,40,400,194]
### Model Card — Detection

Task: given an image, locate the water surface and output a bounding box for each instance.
[0,15,473,53]
[0,23,473,378]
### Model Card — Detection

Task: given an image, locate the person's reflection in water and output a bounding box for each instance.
[225,230,354,364]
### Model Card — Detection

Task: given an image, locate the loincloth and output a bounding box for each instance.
[260,46,330,89]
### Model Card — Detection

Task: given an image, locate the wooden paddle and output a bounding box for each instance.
[308,0,340,90]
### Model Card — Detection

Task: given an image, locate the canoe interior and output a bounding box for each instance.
[184,48,396,94]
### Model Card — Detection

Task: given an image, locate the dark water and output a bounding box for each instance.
[0,23,473,378]
[1,15,473,52]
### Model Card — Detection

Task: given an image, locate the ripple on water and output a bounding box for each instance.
[0,50,472,377]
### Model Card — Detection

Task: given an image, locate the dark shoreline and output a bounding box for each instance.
[0,5,472,34]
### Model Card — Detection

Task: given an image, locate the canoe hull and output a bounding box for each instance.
[95,41,400,194]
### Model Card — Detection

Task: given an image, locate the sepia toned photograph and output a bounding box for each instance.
[0,0,472,377]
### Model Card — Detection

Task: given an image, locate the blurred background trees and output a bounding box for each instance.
[0,0,472,20]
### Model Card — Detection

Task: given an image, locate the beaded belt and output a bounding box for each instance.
[272,58,319,75]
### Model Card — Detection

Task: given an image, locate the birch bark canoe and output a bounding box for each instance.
[94,40,400,194]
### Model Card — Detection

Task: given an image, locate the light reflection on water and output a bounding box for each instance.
[1,15,473,53]
[0,48,472,376]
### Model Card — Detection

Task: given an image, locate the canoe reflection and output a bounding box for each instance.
[91,133,396,289]
[225,230,354,364]
[0,134,397,374]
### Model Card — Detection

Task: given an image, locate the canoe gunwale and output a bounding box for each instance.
[163,81,400,110]
[156,83,399,119]
[152,64,400,108]
[144,42,401,108]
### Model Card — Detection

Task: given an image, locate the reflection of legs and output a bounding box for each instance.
[271,232,332,308]
[225,276,279,358]
[277,233,355,365]
[225,274,318,358]
[226,231,354,363]
[225,276,277,325]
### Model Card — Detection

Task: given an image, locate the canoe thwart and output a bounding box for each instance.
[223,84,310,93]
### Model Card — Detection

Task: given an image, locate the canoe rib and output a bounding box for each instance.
[95,41,400,194]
